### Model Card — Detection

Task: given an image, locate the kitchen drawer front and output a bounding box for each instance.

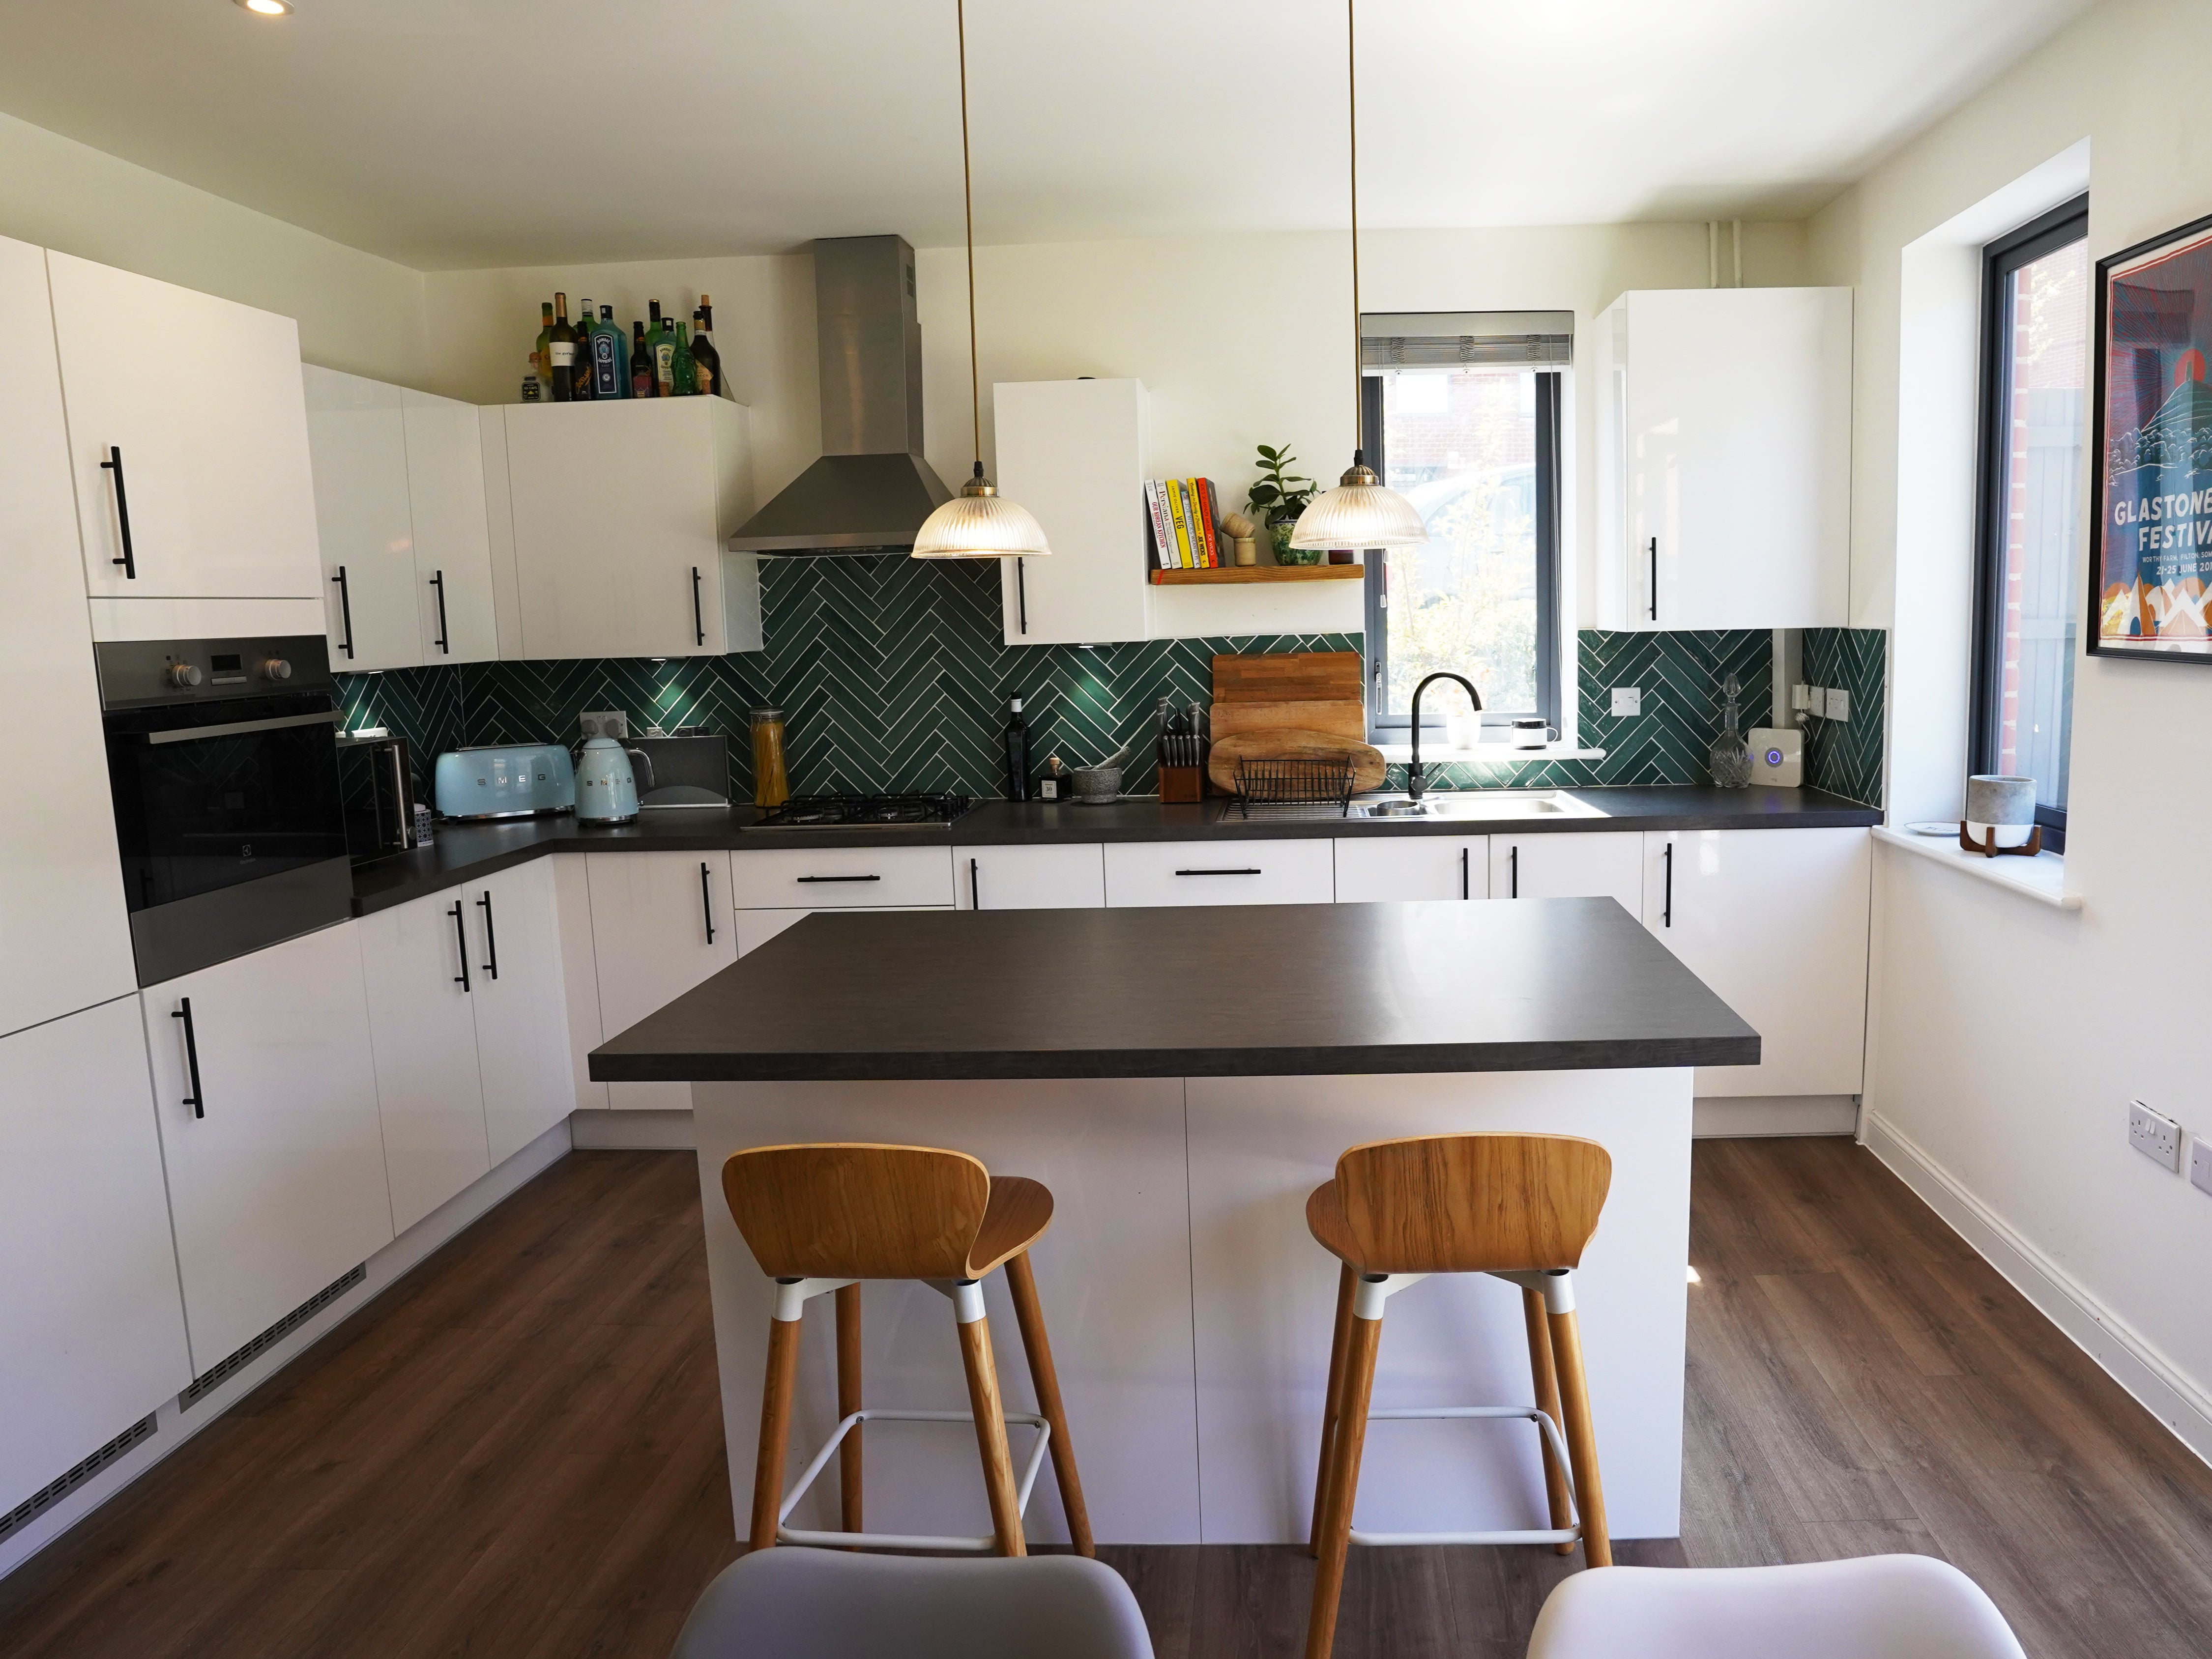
[1104,839,1335,908]
[728,844,956,910]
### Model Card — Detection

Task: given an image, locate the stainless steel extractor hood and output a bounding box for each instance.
[728,235,954,555]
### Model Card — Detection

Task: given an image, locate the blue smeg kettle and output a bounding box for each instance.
[576,736,642,825]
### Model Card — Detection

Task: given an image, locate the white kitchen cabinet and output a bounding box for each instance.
[728,844,956,911]
[468,858,584,1163]
[358,891,489,1234]
[587,852,738,1109]
[1104,839,1335,908]
[304,365,418,671]
[143,923,394,1373]
[995,379,1151,645]
[735,905,953,958]
[954,843,1107,910]
[1594,287,1851,630]
[1333,835,1489,903]
[47,250,321,612]
[405,388,500,664]
[0,999,192,1514]
[1643,828,1870,1097]
[1488,830,1644,911]
[0,235,137,1038]
[498,398,759,660]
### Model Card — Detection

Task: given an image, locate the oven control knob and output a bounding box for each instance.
[260,658,293,682]
[166,663,203,689]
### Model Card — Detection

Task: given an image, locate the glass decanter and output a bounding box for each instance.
[1709,674,1753,789]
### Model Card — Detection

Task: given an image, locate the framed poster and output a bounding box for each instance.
[2092,209,2212,660]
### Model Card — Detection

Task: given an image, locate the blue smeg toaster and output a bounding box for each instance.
[434,744,577,819]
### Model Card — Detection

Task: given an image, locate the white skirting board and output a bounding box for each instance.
[570,1107,696,1149]
[1692,1095,1859,1138]
[0,1115,574,1584]
[1860,1110,2212,1469]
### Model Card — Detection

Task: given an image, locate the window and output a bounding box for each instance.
[1359,313,1566,736]
[1973,196,2088,849]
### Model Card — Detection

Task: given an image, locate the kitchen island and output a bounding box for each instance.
[591,898,1756,1546]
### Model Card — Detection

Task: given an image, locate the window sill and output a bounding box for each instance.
[1375,742,1605,764]
[1871,824,2081,911]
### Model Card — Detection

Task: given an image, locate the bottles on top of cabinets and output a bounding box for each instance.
[629,320,653,399]
[546,293,579,402]
[690,296,721,398]
[524,292,728,401]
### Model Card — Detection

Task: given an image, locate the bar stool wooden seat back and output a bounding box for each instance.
[721,1142,1092,1559]
[1304,1131,1614,1659]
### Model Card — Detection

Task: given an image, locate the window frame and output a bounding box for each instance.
[1360,366,1563,738]
[1969,192,2089,852]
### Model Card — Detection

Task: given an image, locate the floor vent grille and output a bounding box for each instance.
[0,1413,158,1545]
[180,1263,368,1408]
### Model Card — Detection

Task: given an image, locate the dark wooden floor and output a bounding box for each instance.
[2,1139,2209,1659]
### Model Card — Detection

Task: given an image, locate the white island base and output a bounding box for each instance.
[691,1067,1692,1547]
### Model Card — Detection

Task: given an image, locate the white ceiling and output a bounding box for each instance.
[0,0,2092,271]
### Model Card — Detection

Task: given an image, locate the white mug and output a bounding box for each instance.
[1509,719,1560,750]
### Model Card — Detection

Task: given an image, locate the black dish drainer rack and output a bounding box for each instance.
[1232,757,1357,818]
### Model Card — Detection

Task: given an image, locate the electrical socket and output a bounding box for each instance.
[2130,1100,2183,1172]
[1611,686,1642,717]
[1824,687,1851,722]
[579,710,628,741]
[2191,1137,2212,1198]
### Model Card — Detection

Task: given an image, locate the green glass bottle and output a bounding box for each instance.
[670,320,698,396]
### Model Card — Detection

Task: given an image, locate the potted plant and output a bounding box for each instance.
[1246,444,1322,565]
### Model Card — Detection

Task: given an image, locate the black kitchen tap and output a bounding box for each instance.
[1406,672,1483,801]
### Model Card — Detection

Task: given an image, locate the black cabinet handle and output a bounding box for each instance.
[1016,558,1028,635]
[971,857,983,909]
[692,566,705,647]
[172,998,204,1118]
[1460,845,1470,900]
[450,901,470,992]
[1175,867,1262,876]
[476,890,498,979]
[795,874,881,884]
[1510,845,1519,898]
[1662,841,1674,928]
[430,570,450,654]
[101,446,137,578]
[700,861,717,944]
[1648,536,1659,623]
[331,565,355,659]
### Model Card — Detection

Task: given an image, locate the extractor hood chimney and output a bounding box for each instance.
[728,235,954,554]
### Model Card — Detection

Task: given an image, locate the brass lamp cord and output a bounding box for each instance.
[1347,0,1362,447]
[958,0,983,478]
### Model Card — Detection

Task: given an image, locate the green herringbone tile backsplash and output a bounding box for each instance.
[339,559,1880,803]
[1802,627,1886,806]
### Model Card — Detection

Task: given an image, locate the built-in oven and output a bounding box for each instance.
[98,635,352,986]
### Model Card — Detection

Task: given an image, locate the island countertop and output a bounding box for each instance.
[587,896,1760,1083]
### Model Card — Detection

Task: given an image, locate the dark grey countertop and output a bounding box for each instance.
[350,785,1881,916]
[587,898,1762,1083]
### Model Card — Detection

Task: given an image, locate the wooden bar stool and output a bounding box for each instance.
[1305,1132,1613,1659]
[722,1142,1093,1559]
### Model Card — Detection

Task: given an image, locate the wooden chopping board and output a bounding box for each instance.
[1208,729,1386,796]
[1212,651,1364,705]
[1209,699,1366,743]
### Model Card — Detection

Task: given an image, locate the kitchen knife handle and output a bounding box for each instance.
[172,999,204,1119]
[450,901,470,992]
[701,861,717,944]
[102,446,137,577]
[476,890,498,979]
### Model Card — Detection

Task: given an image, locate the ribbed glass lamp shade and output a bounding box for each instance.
[911,475,1051,559]
[1290,459,1427,550]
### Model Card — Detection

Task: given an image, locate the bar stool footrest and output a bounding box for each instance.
[776,1406,1051,1553]
[1344,1403,1582,1548]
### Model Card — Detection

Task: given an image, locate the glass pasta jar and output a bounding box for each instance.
[750,706,790,809]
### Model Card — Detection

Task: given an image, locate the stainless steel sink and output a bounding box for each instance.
[1352,791,1607,821]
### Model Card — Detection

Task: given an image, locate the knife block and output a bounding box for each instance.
[1158,765,1205,803]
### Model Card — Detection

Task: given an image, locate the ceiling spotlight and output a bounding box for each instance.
[236,0,292,15]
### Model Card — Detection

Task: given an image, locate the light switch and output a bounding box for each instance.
[1610,687,1641,717]
[1824,687,1851,723]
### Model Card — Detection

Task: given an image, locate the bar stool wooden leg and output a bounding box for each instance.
[1004,1250,1094,1557]
[836,1283,864,1535]
[1522,1286,1575,1555]
[1306,1305,1382,1659]
[954,1291,1027,1556]
[1546,1303,1610,1568]
[1310,1262,1357,1557]
[751,1311,804,1550]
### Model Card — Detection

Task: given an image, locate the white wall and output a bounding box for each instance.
[1811,0,2212,1458]
[0,111,429,387]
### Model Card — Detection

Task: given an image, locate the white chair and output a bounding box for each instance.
[1526,1554,2028,1659]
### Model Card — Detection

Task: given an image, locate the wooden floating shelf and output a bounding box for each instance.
[1149,564,1364,586]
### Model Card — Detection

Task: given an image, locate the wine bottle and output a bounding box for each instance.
[1005,698,1031,801]
[548,293,578,401]
[570,298,596,400]
[630,320,655,398]
[533,300,554,392]
[670,320,697,397]
[689,306,721,398]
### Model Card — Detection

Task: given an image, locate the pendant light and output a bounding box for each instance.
[1290,0,1426,553]
[912,0,1050,560]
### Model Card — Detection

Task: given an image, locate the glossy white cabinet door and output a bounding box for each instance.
[503,399,756,659]
[144,924,394,1371]
[1643,828,1871,1097]
[468,859,582,1163]
[0,235,137,1037]
[49,250,321,603]
[953,843,1107,910]
[1104,839,1335,908]
[1488,831,1643,912]
[1333,835,1489,902]
[404,388,499,665]
[303,365,420,671]
[587,852,738,1108]
[358,892,489,1234]
[0,999,192,1513]
[994,379,1152,645]
[728,844,956,910]
[735,905,954,958]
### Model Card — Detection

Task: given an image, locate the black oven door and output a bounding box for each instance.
[105,694,353,985]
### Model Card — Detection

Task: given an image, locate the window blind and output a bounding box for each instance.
[1359,310,1574,370]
